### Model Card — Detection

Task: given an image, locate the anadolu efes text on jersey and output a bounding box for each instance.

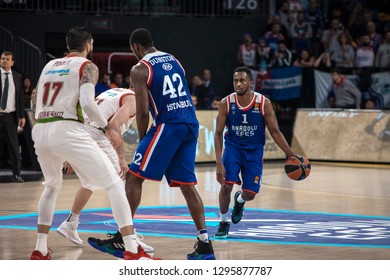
[140,51,198,126]
[223,92,266,150]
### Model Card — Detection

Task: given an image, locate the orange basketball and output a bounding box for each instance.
[284,155,311,181]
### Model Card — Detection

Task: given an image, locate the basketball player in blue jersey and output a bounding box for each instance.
[214,66,296,238]
[88,28,215,260]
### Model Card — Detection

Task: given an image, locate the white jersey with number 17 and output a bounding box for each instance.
[35,55,90,123]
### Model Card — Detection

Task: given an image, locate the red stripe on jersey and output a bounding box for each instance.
[140,60,153,87]
[259,95,265,116]
[140,124,162,170]
[128,169,161,182]
[234,93,257,111]
[79,61,91,80]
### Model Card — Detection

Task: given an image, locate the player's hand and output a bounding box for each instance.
[118,158,129,180]
[63,161,74,175]
[216,162,226,185]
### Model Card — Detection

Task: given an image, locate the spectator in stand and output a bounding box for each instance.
[210,96,221,110]
[314,52,332,71]
[237,33,257,69]
[355,34,375,69]
[22,77,33,109]
[202,68,217,109]
[288,0,304,25]
[290,10,313,55]
[305,0,326,56]
[328,68,361,109]
[264,23,286,52]
[321,18,343,56]
[375,30,390,71]
[191,74,208,110]
[257,37,273,74]
[293,49,315,67]
[331,32,355,71]
[110,72,127,88]
[366,21,382,53]
[263,14,289,40]
[95,72,110,97]
[347,1,370,40]
[269,41,292,68]
[276,1,293,36]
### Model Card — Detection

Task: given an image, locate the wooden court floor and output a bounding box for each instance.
[0,161,390,260]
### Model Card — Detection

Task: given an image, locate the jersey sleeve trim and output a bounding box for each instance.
[140,60,153,87]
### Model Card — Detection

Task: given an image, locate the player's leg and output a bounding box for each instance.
[215,145,242,237]
[57,132,119,245]
[56,187,92,245]
[231,147,263,224]
[165,124,215,260]
[30,145,64,260]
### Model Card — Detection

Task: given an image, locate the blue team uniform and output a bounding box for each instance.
[222,92,266,193]
[129,51,199,186]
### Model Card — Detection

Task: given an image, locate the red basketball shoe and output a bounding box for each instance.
[30,248,53,260]
[124,245,160,260]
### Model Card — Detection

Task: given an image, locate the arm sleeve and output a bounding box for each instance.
[79,83,108,128]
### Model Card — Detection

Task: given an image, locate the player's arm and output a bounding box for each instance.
[30,86,37,123]
[263,98,294,158]
[130,62,150,141]
[214,97,228,185]
[108,94,136,179]
[79,63,120,147]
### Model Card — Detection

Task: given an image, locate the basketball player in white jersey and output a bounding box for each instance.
[56,87,154,256]
[30,26,157,260]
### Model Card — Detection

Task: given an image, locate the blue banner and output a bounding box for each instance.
[252,67,302,101]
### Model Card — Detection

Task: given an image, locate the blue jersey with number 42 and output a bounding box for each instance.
[140,51,198,127]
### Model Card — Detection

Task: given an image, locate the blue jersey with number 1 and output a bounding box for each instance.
[140,51,198,127]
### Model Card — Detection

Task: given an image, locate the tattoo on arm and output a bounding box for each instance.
[80,63,99,85]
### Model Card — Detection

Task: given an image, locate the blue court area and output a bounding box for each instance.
[1,206,390,248]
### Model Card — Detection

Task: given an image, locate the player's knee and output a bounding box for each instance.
[221,183,233,195]
[42,181,62,198]
[242,190,256,201]
[125,174,143,191]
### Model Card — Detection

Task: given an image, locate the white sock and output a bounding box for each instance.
[220,212,228,222]
[35,233,48,255]
[123,234,138,254]
[237,194,245,204]
[198,229,209,243]
[66,212,80,222]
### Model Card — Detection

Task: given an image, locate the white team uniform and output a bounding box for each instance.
[32,56,121,191]
[84,87,135,173]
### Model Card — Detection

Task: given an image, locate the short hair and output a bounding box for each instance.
[129,28,154,48]
[66,26,92,52]
[234,66,253,81]
[1,51,14,60]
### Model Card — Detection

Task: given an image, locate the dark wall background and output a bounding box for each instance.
[0,12,267,98]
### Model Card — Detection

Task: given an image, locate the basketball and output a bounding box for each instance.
[284,155,311,181]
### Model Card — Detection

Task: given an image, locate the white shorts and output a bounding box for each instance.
[85,125,120,173]
[32,121,121,191]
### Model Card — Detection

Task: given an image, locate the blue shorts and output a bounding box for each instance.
[222,144,264,194]
[129,123,198,186]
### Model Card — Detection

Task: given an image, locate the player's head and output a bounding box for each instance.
[233,66,253,96]
[66,26,93,60]
[129,28,154,60]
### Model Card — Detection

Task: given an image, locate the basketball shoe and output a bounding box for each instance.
[214,221,230,239]
[187,238,216,260]
[231,191,245,224]
[30,248,53,260]
[124,245,160,260]
[56,220,83,245]
[87,230,154,258]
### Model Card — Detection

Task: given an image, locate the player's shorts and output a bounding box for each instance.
[32,121,121,191]
[222,143,264,194]
[129,123,198,186]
